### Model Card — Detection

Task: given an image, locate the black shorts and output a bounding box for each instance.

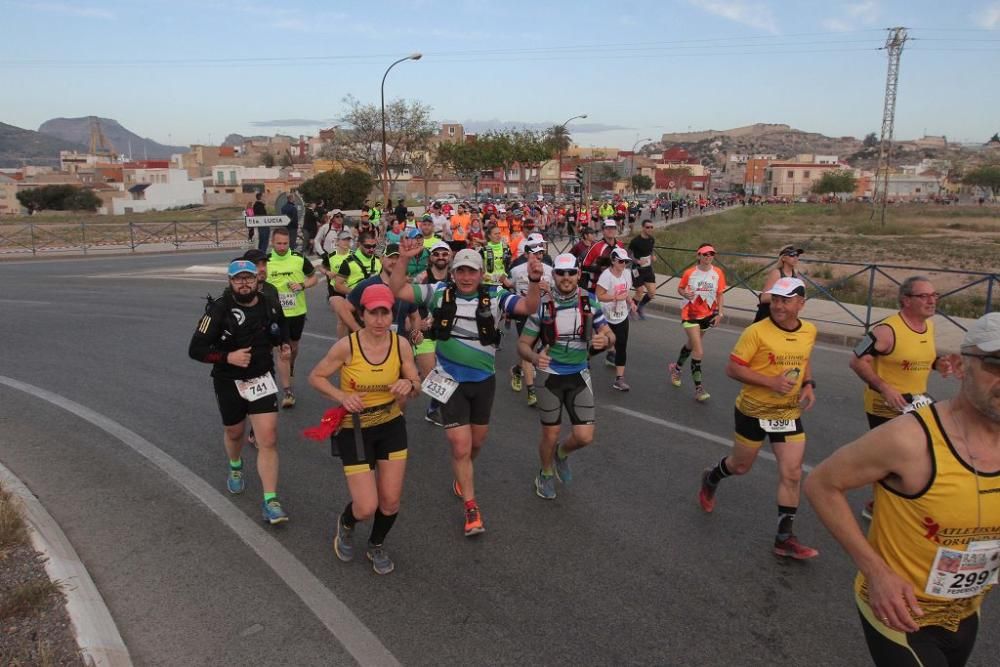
[332,415,408,476]
[859,606,978,667]
[286,315,306,341]
[213,374,279,426]
[635,265,655,284]
[682,314,717,331]
[536,370,595,426]
[327,281,337,299]
[866,413,893,430]
[733,406,805,448]
[513,315,528,336]
[441,375,497,428]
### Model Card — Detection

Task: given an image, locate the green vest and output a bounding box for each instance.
[343,249,381,289]
[368,207,382,222]
[483,240,507,284]
[266,250,309,317]
[327,250,351,286]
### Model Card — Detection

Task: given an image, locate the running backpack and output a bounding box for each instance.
[539,289,593,347]
[429,283,500,346]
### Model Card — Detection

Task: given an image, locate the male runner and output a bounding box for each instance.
[335,231,382,295]
[507,238,555,407]
[414,241,454,426]
[698,277,819,559]
[580,219,624,292]
[628,219,658,319]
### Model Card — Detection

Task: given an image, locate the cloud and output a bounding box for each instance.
[823,1,880,31]
[251,119,334,128]
[453,120,633,134]
[21,1,115,19]
[685,0,778,34]
[974,2,1000,28]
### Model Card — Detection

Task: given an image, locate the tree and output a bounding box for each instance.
[437,141,491,195]
[279,151,293,168]
[631,174,653,193]
[326,95,437,194]
[811,170,858,198]
[964,165,1000,197]
[988,133,1000,144]
[16,184,101,212]
[297,168,374,209]
[262,151,276,168]
[863,132,878,148]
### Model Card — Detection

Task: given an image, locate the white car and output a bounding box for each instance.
[435,194,459,205]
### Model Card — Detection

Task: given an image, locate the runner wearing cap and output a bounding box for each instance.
[669,243,726,402]
[314,210,346,258]
[596,247,638,391]
[414,241,454,426]
[334,244,419,340]
[518,253,613,499]
[480,224,511,287]
[806,312,1000,666]
[189,259,292,524]
[308,284,422,575]
[580,220,625,292]
[406,214,441,278]
[848,275,955,519]
[754,245,803,322]
[389,240,543,536]
[698,276,819,559]
[628,219,658,320]
[507,237,555,407]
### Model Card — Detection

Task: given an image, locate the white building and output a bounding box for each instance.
[211,165,282,187]
[113,168,204,214]
[886,174,941,200]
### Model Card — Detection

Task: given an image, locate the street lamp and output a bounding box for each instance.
[631,137,652,194]
[381,53,422,211]
[556,114,587,198]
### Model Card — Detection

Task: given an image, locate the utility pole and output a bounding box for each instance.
[871,27,908,226]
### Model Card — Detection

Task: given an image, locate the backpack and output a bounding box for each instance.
[430,283,500,347]
[538,289,593,348]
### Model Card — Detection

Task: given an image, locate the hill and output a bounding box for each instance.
[655,123,862,163]
[0,122,87,168]
[38,117,187,159]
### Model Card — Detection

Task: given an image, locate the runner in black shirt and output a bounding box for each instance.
[627,219,658,319]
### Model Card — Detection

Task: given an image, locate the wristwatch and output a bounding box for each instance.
[802,379,817,389]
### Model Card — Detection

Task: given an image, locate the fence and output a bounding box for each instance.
[0,220,249,256]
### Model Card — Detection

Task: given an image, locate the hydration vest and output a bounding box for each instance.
[429,283,500,347]
[538,289,593,348]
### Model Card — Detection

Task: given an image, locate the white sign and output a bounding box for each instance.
[245,215,291,228]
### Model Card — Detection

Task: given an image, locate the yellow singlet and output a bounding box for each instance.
[864,313,937,418]
[339,332,402,428]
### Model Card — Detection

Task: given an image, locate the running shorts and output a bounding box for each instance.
[733,406,805,448]
[286,314,306,341]
[333,415,408,476]
[858,603,978,667]
[213,374,279,426]
[536,370,595,426]
[440,376,497,428]
[635,266,655,284]
[682,314,717,330]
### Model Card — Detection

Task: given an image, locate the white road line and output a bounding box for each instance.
[303,332,337,342]
[602,404,814,472]
[0,298,52,305]
[0,375,401,667]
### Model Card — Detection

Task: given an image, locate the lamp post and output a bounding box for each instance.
[630,136,652,194]
[381,53,422,210]
[556,114,587,198]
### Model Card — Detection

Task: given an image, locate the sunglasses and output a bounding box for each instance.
[231,275,256,283]
[613,258,628,264]
[431,251,450,257]
[554,269,579,277]
[961,352,1000,374]
[363,244,378,250]
[782,252,800,258]
[906,292,940,301]
[699,252,716,257]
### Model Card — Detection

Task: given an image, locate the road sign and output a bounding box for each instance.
[244,215,291,228]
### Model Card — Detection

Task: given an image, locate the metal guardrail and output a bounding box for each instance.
[0,220,249,256]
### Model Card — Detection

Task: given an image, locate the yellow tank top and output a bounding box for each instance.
[854,405,1000,631]
[864,313,937,418]
[339,332,402,428]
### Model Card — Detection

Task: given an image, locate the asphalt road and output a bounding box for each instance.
[0,249,996,666]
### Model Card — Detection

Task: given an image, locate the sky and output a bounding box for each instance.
[2,0,998,150]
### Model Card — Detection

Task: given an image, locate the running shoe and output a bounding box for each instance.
[698,469,716,513]
[773,535,820,560]
[425,406,443,426]
[334,513,354,562]
[226,468,245,495]
[464,505,485,536]
[636,306,647,321]
[452,479,463,499]
[694,386,711,402]
[534,472,557,500]
[612,377,631,392]
[554,450,572,485]
[261,498,289,525]
[668,362,682,387]
[510,366,523,392]
[861,500,874,521]
[281,390,296,409]
[366,544,395,575]
[526,387,538,407]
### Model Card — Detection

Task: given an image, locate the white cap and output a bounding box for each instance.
[962,312,1000,353]
[337,230,353,240]
[766,277,806,297]
[451,248,483,271]
[525,233,545,245]
[603,218,618,228]
[611,247,630,262]
[553,253,578,271]
[430,240,451,253]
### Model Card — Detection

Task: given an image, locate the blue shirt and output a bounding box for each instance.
[348,275,417,333]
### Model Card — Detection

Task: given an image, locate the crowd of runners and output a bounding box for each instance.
[189,196,1000,667]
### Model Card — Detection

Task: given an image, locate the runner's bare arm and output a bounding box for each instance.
[307,338,353,404]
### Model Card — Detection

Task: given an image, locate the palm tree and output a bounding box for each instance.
[545,124,572,155]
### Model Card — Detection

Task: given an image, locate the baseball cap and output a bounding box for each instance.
[337,230,353,241]
[383,243,400,257]
[228,260,256,277]
[242,249,267,264]
[603,219,618,228]
[525,242,545,255]
[766,277,806,297]
[553,253,578,271]
[331,209,343,216]
[360,284,395,312]
[525,233,545,245]
[421,213,433,222]
[451,248,483,271]
[961,312,1000,353]
[611,247,631,262]
[779,245,804,257]
[430,240,451,253]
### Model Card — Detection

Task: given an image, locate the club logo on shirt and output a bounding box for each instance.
[231,308,245,326]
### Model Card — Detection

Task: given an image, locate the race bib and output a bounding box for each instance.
[902,393,934,414]
[638,256,652,268]
[759,418,795,433]
[925,540,1000,599]
[235,373,278,401]
[279,291,298,310]
[421,366,459,404]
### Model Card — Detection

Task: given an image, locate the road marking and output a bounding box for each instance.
[0,375,401,667]
[636,311,849,354]
[303,332,337,342]
[602,404,814,471]
[0,298,52,305]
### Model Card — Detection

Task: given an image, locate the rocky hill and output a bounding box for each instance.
[38,117,187,159]
[654,123,862,163]
[0,122,86,168]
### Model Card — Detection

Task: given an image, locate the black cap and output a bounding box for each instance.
[779,245,804,257]
[242,249,268,263]
[383,243,400,257]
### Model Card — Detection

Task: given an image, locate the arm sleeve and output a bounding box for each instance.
[188,305,228,365]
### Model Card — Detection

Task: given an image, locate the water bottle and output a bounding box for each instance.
[776,367,800,396]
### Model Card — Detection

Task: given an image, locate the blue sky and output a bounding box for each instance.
[2,0,998,149]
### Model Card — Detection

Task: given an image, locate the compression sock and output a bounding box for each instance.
[229,459,242,470]
[777,506,797,541]
[676,346,692,367]
[341,502,359,528]
[540,467,554,477]
[691,359,704,386]
[640,294,652,307]
[706,458,732,487]
[368,509,398,546]
[263,492,277,503]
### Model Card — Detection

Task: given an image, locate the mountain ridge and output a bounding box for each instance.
[37,116,187,159]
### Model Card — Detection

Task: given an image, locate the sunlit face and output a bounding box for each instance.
[901,281,938,320]
[272,234,290,254]
[553,267,579,294]
[769,294,805,327]
[431,249,452,269]
[362,306,393,335]
[961,349,1000,423]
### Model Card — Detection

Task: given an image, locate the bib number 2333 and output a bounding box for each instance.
[421,367,458,404]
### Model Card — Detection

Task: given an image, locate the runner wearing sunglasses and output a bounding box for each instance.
[754,245,802,323]
[669,243,726,402]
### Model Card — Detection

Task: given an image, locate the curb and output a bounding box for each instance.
[0,462,133,667]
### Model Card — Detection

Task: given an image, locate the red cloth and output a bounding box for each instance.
[302,406,349,441]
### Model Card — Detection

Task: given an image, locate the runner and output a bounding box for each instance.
[415,241,454,426]
[518,253,613,499]
[697,277,818,559]
[406,214,440,278]
[507,237,555,407]
[388,241,543,536]
[308,284,421,575]
[188,259,292,524]
[596,247,637,391]
[335,231,382,296]
[580,219,624,292]
[849,275,954,519]
[480,224,511,286]
[754,245,802,322]
[266,227,318,408]
[805,313,1000,667]
[668,243,726,402]
[627,219,658,320]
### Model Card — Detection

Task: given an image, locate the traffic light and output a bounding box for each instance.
[575,166,584,187]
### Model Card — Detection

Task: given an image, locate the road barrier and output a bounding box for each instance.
[0,219,249,255]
